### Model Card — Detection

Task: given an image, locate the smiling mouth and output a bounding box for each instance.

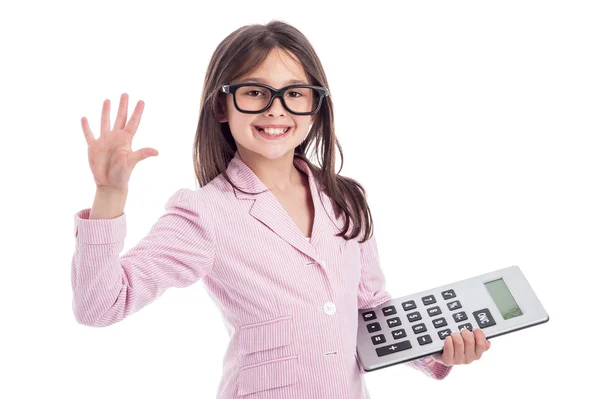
[253,126,292,135]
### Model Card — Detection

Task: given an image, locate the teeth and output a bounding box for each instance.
[256,126,289,135]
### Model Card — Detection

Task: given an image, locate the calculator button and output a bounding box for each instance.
[402,300,417,311]
[362,311,377,321]
[382,306,397,316]
[406,311,422,322]
[417,334,433,345]
[453,311,468,323]
[386,317,401,328]
[438,328,452,340]
[412,323,427,334]
[371,334,387,345]
[473,308,496,329]
[432,317,448,328]
[391,329,407,339]
[375,340,412,356]
[427,306,442,317]
[458,323,473,332]
[422,295,436,305]
[441,289,456,299]
[447,300,462,311]
[367,322,382,333]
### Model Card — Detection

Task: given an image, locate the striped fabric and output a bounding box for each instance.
[72,150,452,398]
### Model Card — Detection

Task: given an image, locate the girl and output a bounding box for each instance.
[73,20,490,398]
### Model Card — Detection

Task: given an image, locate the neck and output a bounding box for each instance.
[238,149,301,195]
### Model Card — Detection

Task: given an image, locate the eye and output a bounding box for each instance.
[287,91,302,98]
[246,90,264,97]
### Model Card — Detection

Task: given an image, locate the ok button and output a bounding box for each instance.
[323,302,336,315]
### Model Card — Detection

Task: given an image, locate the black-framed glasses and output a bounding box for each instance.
[221,83,329,115]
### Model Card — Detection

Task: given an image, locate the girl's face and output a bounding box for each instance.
[219,48,314,161]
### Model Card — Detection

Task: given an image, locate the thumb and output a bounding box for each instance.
[130,147,159,166]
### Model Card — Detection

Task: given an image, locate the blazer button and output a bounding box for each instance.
[323,302,336,315]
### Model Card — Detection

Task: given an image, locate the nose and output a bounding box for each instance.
[265,95,286,115]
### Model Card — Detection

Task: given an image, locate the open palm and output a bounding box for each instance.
[81,93,158,190]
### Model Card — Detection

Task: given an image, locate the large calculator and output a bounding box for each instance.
[356,265,549,372]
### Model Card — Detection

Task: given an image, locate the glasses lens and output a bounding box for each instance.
[235,85,320,114]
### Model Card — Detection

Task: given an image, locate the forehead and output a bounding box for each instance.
[237,48,309,86]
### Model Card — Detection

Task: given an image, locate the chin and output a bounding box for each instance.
[250,145,298,161]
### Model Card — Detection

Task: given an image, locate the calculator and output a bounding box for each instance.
[356,265,549,372]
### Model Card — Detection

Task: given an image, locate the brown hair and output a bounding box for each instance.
[193,20,374,243]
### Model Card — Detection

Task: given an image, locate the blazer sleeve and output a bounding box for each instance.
[355,233,453,380]
[71,188,216,327]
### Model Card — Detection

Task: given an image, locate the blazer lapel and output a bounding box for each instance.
[225,151,336,263]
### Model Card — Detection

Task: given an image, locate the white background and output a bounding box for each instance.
[1,0,597,397]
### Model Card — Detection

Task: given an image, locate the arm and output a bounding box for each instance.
[71,188,215,327]
[355,233,453,380]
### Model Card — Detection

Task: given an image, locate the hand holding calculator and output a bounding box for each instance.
[356,265,549,372]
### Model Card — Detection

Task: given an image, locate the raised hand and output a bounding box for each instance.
[81,93,158,191]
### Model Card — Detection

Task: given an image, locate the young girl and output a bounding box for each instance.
[73,20,490,399]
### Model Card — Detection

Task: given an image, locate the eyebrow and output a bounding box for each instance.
[240,77,309,85]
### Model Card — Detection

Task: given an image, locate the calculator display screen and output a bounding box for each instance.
[484,278,524,320]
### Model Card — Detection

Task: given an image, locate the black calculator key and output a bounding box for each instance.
[375,340,412,356]
[367,322,382,333]
[402,300,417,311]
[452,311,468,323]
[362,311,377,321]
[406,311,422,322]
[458,323,473,332]
[391,329,407,339]
[427,306,442,317]
[432,317,448,328]
[412,323,427,334]
[386,317,401,328]
[441,289,456,299]
[447,300,462,311]
[422,295,436,305]
[438,328,452,340]
[382,306,397,316]
[473,308,496,329]
[417,334,433,345]
[371,334,386,345]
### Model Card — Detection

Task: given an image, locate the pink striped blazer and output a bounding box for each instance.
[72,150,452,398]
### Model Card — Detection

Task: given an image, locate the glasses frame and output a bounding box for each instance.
[221,83,329,116]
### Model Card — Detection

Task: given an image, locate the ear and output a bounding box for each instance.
[217,99,228,123]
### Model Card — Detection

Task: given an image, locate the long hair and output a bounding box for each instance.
[193,20,374,243]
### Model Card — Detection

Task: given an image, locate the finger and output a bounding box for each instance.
[113,93,129,132]
[81,117,95,145]
[130,147,159,166]
[441,335,454,366]
[473,328,487,358]
[452,331,465,364]
[101,99,111,136]
[124,100,145,135]
[461,328,476,364]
